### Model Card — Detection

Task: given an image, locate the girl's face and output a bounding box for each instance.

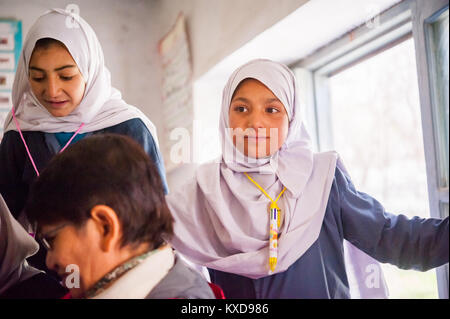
[28,43,86,117]
[229,78,289,158]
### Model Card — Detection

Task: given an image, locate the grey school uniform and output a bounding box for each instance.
[146,254,215,299]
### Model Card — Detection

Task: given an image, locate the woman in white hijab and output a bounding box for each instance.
[0,8,168,276]
[166,59,449,298]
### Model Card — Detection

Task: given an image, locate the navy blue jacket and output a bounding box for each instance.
[208,166,449,298]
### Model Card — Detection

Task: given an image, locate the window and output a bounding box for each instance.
[293,0,449,298]
[328,38,437,298]
[425,7,449,211]
[414,0,449,298]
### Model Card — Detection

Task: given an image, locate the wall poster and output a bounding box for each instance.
[158,13,193,172]
[0,19,22,140]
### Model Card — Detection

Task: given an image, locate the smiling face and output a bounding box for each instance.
[228,78,289,158]
[28,42,86,117]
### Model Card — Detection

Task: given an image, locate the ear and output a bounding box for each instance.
[89,205,121,253]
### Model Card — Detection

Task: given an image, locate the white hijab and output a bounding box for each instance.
[167,59,388,297]
[3,8,158,144]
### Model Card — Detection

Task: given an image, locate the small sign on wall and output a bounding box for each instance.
[0,19,22,140]
[0,52,15,71]
[0,72,15,90]
[0,33,14,51]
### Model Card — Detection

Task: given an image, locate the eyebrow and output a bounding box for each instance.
[231,96,282,104]
[29,65,76,72]
[231,97,251,103]
[265,98,282,104]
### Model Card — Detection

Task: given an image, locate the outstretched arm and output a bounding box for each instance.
[336,166,449,271]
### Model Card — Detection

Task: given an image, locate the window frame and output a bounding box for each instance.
[291,0,449,298]
[411,0,449,299]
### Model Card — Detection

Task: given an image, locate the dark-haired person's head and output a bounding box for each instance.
[25,133,173,298]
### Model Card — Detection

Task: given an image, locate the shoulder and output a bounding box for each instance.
[147,253,214,299]
[310,151,345,201]
[317,153,358,217]
[0,131,17,151]
[1,130,44,142]
[1,130,46,153]
[198,160,221,180]
[101,118,151,137]
[98,118,159,153]
[333,159,359,201]
[313,152,355,196]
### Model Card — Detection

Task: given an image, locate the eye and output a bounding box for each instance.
[60,76,74,81]
[31,77,44,82]
[234,106,248,113]
[266,107,280,114]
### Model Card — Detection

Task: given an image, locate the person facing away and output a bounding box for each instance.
[0,9,168,273]
[24,133,215,299]
[165,59,449,299]
[0,194,67,299]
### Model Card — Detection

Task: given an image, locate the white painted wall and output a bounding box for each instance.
[152,0,309,80]
[191,0,403,171]
[0,0,405,192]
[151,0,310,189]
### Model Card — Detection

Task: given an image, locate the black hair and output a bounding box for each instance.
[33,37,66,51]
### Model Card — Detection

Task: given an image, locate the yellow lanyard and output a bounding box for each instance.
[244,172,286,272]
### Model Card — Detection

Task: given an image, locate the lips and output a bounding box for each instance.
[46,100,69,108]
[245,136,269,140]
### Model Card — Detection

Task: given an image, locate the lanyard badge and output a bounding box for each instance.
[244,172,286,273]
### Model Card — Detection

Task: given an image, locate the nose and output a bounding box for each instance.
[45,76,61,98]
[247,112,267,136]
[45,250,58,273]
[247,112,265,130]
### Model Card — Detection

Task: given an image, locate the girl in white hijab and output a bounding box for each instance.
[166,59,449,298]
[0,8,168,278]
